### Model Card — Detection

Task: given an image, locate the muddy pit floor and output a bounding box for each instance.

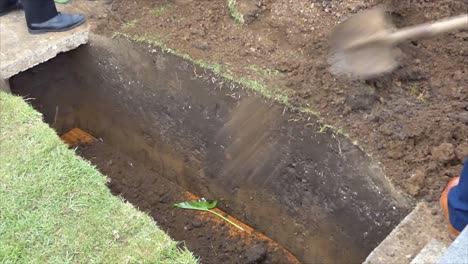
[81,0,468,201]
[77,141,294,264]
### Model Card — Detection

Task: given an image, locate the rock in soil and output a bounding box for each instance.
[448,112,468,125]
[191,220,204,228]
[404,170,426,196]
[455,142,468,161]
[245,243,268,264]
[158,192,171,203]
[431,143,456,164]
[345,92,379,111]
[236,0,263,24]
[192,40,211,51]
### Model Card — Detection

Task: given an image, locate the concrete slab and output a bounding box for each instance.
[0,78,10,93]
[364,202,452,264]
[0,10,89,80]
[410,239,447,264]
[439,227,468,264]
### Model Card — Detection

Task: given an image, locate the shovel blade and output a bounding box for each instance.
[329,7,399,79]
[329,44,400,79]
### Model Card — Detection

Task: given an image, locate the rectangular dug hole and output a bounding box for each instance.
[11,35,412,263]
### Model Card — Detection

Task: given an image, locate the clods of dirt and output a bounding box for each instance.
[245,243,268,264]
[431,143,457,164]
[235,0,265,24]
[404,170,426,196]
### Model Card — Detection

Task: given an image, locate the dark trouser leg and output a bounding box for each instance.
[21,0,57,25]
[448,159,468,232]
[0,0,19,15]
[0,0,18,9]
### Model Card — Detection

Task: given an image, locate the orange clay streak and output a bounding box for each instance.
[183,192,300,264]
[60,128,97,147]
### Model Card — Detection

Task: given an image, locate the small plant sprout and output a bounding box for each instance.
[174,199,245,231]
[227,0,244,24]
[150,5,169,16]
[122,19,138,29]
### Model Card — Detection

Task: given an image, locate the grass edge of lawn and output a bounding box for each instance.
[0,92,198,264]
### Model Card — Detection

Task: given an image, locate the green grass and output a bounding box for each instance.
[150,5,169,16]
[121,19,138,29]
[408,84,420,97]
[0,93,197,264]
[246,65,280,76]
[227,0,244,24]
[408,84,427,103]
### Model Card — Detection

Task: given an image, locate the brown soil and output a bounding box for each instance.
[89,0,467,202]
[77,141,293,264]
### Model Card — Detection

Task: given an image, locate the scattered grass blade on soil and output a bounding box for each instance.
[174,200,245,231]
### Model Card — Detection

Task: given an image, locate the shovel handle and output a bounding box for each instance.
[344,14,468,51]
[387,14,468,43]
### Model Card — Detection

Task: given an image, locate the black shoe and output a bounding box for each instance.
[0,0,22,17]
[28,12,86,34]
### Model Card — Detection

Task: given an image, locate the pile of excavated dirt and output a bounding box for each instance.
[91,0,467,201]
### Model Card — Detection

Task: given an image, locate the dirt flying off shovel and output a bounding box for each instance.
[329,7,468,79]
